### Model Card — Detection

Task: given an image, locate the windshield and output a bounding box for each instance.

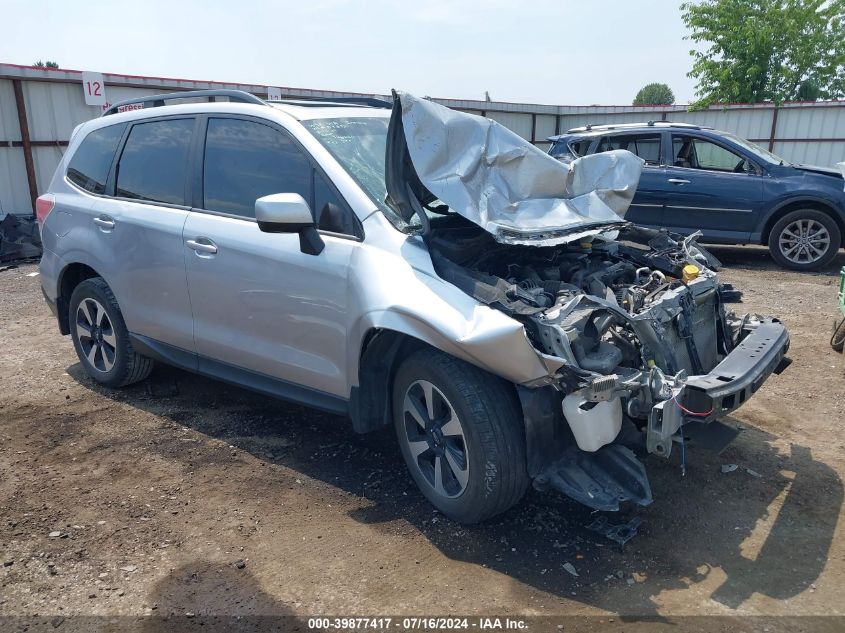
[303,115,448,232]
[302,116,391,212]
[718,131,785,165]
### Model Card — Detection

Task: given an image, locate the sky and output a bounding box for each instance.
[0,0,703,105]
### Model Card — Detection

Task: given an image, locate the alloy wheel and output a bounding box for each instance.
[401,380,469,499]
[76,298,117,373]
[778,218,831,265]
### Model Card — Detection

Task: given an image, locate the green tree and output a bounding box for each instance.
[633,83,676,105]
[681,0,845,107]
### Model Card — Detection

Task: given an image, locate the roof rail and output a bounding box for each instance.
[565,121,709,133]
[267,95,392,109]
[101,89,265,116]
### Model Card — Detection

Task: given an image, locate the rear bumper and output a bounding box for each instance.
[683,319,790,421]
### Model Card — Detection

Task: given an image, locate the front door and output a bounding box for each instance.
[663,133,764,242]
[183,116,356,400]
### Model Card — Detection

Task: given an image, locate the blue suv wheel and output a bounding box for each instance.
[768,209,841,270]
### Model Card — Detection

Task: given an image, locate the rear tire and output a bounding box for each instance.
[69,278,154,388]
[768,209,840,271]
[392,348,529,524]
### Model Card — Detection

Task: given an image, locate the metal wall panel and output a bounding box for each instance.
[772,141,843,166]
[777,105,845,140]
[0,78,20,141]
[534,114,557,142]
[0,79,29,216]
[0,147,31,217]
[486,111,533,140]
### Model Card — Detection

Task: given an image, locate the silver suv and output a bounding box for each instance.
[38,90,791,523]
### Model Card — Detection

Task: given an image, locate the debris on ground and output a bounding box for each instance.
[745,468,763,478]
[721,464,739,473]
[562,562,579,577]
[0,214,41,264]
[586,516,642,546]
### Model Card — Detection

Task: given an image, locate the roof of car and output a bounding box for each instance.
[266,101,390,120]
[548,121,714,141]
[98,89,391,123]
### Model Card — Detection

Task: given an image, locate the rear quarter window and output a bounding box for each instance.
[66,123,126,194]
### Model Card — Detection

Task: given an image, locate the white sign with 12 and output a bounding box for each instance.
[81,71,107,106]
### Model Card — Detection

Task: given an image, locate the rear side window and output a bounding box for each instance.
[202,118,311,218]
[66,123,126,194]
[597,134,661,165]
[116,119,194,205]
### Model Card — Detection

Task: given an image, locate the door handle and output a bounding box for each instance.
[92,215,115,229]
[185,238,218,254]
[667,178,690,185]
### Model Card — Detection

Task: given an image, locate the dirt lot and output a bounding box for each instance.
[2,247,844,627]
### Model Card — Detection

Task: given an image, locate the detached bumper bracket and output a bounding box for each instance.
[684,320,790,420]
[534,444,653,512]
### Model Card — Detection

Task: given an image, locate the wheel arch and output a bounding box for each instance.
[760,198,845,247]
[56,262,104,335]
[349,328,437,434]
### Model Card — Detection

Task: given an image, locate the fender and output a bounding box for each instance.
[752,193,845,243]
[347,307,560,390]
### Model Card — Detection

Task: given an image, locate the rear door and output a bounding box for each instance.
[88,116,197,354]
[594,132,666,227]
[183,115,358,400]
[663,133,764,241]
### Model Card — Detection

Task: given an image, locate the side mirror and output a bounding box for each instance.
[255,193,324,256]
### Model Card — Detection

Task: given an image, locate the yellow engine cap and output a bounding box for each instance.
[682,264,700,282]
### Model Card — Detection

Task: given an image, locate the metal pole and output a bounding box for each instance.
[768,106,779,152]
[12,79,38,217]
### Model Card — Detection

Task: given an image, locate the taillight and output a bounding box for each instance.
[35,194,55,227]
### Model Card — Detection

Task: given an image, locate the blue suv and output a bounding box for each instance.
[549,122,845,270]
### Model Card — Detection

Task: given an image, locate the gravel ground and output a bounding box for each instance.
[1,247,844,627]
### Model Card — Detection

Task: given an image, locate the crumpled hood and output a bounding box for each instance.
[385,91,644,246]
[794,163,845,180]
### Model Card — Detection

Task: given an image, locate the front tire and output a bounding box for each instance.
[69,277,154,388]
[768,209,840,271]
[392,348,529,524]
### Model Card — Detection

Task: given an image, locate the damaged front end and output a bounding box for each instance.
[385,92,791,511]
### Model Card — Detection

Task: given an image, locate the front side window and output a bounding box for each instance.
[673,135,748,173]
[116,119,193,204]
[66,123,126,194]
[597,134,661,165]
[549,138,588,160]
[568,138,594,158]
[202,118,311,218]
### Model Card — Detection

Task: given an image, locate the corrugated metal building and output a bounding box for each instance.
[2,62,844,217]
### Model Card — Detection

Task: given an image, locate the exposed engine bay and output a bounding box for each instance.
[385,91,792,512]
[425,215,790,509]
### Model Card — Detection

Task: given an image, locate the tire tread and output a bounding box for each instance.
[70,277,154,387]
[394,348,528,523]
